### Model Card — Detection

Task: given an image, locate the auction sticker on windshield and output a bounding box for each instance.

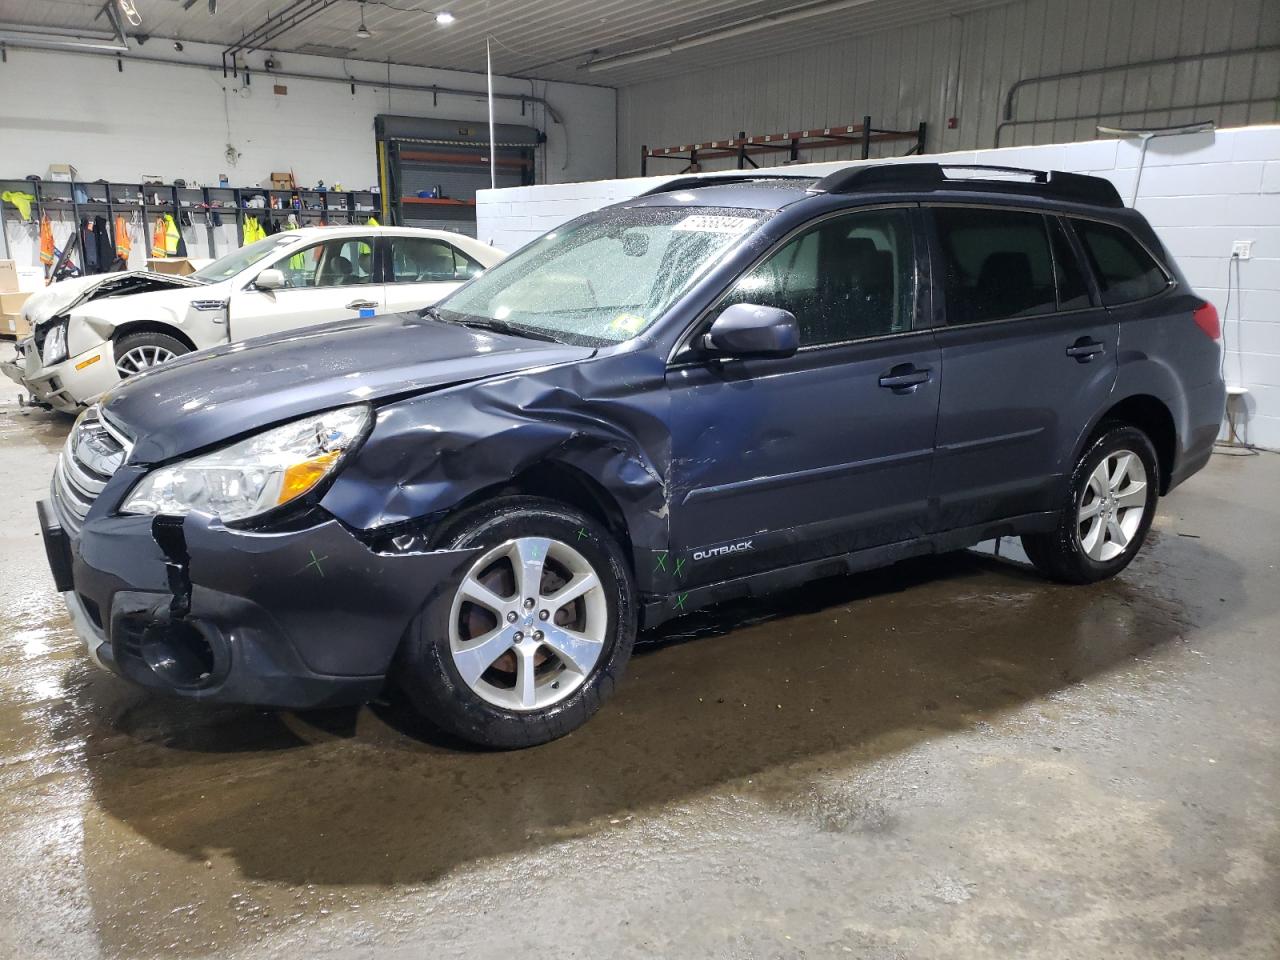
[672,215,757,234]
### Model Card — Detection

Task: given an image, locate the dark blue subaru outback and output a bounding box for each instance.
[40,163,1225,747]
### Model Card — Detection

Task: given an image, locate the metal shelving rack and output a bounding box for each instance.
[640,116,927,175]
[0,178,380,276]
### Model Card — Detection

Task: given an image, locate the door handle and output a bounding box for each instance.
[878,364,932,391]
[346,299,378,310]
[1066,337,1106,362]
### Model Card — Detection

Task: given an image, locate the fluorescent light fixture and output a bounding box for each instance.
[435,11,456,25]
[0,24,128,52]
[586,0,878,72]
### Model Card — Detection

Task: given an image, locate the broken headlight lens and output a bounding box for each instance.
[42,320,69,366]
[121,405,371,523]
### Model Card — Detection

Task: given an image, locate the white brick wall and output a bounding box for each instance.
[478,125,1280,450]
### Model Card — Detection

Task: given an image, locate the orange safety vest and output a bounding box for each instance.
[39,216,55,265]
[151,217,167,258]
[114,215,132,261]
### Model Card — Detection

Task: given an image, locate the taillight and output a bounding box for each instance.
[1193,301,1220,340]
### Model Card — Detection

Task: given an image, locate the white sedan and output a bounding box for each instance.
[2,226,504,414]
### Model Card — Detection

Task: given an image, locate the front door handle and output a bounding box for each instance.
[1066,337,1106,362]
[878,363,932,392]
[346,299,379,310]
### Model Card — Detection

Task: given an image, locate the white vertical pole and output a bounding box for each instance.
[486,37,497,191]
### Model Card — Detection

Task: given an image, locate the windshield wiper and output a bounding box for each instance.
[419,306,561,343]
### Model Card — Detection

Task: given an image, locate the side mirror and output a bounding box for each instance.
[702,303,799,359]
[254,268,285,291]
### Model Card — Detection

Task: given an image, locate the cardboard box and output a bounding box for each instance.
[145,257,199,276]
[0,260,18,292]
[268,171,297,190]
[47,163,79,182]
[1,291,31,339]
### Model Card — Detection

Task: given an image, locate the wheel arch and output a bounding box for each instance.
[1078,393,1178,494]
[112,320,198,354]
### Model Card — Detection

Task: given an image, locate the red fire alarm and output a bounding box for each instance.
[947,117,958,129]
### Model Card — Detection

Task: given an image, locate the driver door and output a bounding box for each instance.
[666,206,941,586]
[229,234,385,341]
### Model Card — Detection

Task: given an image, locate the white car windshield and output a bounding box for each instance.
[436,206,767,345]
[190,234,305,284]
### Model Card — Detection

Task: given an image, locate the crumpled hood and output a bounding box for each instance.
[102,312,595,463]
[24,270,202,326]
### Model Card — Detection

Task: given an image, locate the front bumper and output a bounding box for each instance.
[5,339,117,414]
[42,502,477,709]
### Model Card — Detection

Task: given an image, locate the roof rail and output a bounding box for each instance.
[638,173,816,197]
[810,163,1123,208]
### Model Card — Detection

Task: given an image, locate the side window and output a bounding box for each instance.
[934,207,1056,324]
[275,237,376,288]
[722,208,915,347]
[1049,217,1093,311]
[390,237,482,283]
[1074,220,1170,305]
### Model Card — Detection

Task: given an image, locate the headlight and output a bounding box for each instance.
[122,405,371,523]
[42,320,68,365]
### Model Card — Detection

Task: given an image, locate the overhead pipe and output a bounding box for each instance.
[998,44,1280,144]
[0,40,564,124]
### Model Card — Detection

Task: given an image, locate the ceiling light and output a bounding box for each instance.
[435,11,456,25]
[356,2,371,38]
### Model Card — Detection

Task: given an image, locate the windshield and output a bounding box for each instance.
[190,234,306,284]
[437,206,767,344]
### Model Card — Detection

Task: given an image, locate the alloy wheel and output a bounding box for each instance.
[116,344,178,378]
[448,537,607,711]
[1077,449,1148,563]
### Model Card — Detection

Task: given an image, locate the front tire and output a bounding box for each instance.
[113,330,189,380]
[395,496,636,748]
[1022,424,1159,584]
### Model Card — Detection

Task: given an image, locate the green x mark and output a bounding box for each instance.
[674,592,689,611]
[654,552,669,573]
[576,527,589,540]
[302,550,329,578]
[673,557,686,577]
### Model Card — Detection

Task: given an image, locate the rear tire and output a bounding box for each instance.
[1022,424,1159,584]
[113,330,189,380]
[394,496,636,749]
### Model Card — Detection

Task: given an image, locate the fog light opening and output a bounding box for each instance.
[139,621,216,689]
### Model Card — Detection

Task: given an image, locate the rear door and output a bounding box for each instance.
[667,205,941,586]
[926,205,1117,532]
[383,235,485,313]
[229,234,385,341]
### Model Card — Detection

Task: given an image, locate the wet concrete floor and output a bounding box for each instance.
[0,399,1276,959]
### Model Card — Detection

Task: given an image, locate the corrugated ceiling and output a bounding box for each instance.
[0,0,1013,85]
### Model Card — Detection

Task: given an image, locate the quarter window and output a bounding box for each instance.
[934,208,1056,324]
[1074,220,1170,305]
[722,208,915,347]
[389,237,482,283]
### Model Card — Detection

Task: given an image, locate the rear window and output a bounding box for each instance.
[934,207,1056,324]
[1074,220,1170,305]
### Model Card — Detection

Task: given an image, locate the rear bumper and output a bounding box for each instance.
[44,502,477,709]
[1169,379,1226,492]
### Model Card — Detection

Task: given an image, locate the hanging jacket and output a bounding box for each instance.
[93,216,113,274]
[162,214,181,256]
[39,216,55,266]
[366,216,379,227]
[81,219,100,274]
[114,215,132,263]
[151,217,167,257]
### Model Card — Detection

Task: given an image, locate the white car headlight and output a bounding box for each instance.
[122,405,371,523]
[42,320,68,365]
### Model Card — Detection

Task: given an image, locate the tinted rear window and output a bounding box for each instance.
[934,207,1056,324]
[1074,220,1170,305]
